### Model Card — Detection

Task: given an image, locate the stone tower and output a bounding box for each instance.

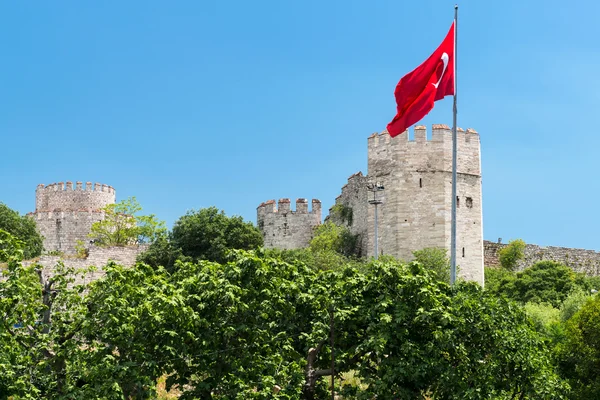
[331,124,484,285]
[30,181,116,254]
[257,198,322,249]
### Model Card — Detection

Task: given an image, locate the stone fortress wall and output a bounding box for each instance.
[327,172,370,257]
[484,240,600,275]
[257,198,321,250]
[29,181,116,254]
[257,124,484,284]
[22,245,146,285]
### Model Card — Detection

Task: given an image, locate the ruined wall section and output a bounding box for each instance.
[31,182,116,254]
[20,245,147,286]
[328,172,369,257]
[484,241,600,275]
[367,125,484,284]
[257,198,321,250]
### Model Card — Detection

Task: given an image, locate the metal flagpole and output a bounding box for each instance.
[450,4,458,285]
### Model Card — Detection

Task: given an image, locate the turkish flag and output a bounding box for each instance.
[386,22,455,137]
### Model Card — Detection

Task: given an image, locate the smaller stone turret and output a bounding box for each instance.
[30,181,116,254]
[257,198,321,249]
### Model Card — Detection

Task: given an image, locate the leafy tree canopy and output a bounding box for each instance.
[0,203,43,259]
[412,247,450,283]
[558,294,600,399]
[0,241,568,399]
[171,206,263,264]
[498,238,526,271]
[88,197,166,247]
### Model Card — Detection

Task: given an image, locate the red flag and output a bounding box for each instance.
[386,22,455,137]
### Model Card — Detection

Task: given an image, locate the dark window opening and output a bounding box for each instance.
[466,197,473,208]
[419,178,422,188]
[462,247,465,257]
[456,196,460,207]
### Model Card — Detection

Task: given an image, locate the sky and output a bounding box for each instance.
[1,0,599,251]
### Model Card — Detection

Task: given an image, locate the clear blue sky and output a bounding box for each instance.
[1,0,599,250]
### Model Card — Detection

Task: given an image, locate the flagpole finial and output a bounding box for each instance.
[454,4,458,9]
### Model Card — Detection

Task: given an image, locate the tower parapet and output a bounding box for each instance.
[36,181,116,212]
[31,181,117,254]
[257,198,322,250]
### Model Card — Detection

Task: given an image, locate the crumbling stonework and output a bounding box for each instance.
[327,172,369,257]
[29,181,116,254]
[257,198,321,249]
[484,240,600,275]
[21,245,147,286]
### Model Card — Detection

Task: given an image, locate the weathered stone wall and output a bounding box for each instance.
[30,181,116,254]
[327,172,369,257]
[22,245,147,286]
[31,210,106,254]
[257,198,321,250]
[365,125,484,284]
[484,240,600,275]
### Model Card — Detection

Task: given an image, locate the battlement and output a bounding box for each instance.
[35,181,116,212]
[368,124,481,178]
[257,198,321,215]
[37,181,115,194]
[367,124,480,148]
[256,197,322,250]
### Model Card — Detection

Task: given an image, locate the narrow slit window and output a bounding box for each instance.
[462,247,465,257]
[456,196,460,207]
[419,178,422,188]
[466,197,473,208]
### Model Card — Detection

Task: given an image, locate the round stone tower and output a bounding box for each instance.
[31,181,116,254]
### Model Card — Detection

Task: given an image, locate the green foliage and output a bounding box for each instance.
[558,295,600,399]
[412,247,450,283]
[523,302,564,342]
[0,203,43,259]
[0,234,571,399]
[171,206,263,264]
[330,203,353,226]
[136,235,190,272]
[74,240,89,258]
[0,230,92,398]
[310,222,357,258]
[498,238,526,271]
[484,266,516,292]
[89,197,166,247]
[488,260,579,308]
[560,288,591,322]
[346,263,566,399]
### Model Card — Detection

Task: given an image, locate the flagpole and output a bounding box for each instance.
[450,4,458,285]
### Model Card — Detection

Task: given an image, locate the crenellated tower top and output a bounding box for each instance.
[35,181,116,212]
[256,198,322,250]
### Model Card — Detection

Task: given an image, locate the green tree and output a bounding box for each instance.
[498,238,526,271]
[170,206,263,264]
[89,197,166,247]
[558,295,600,399]
[0,203,43,259]
[309,221,357,257]
[413,247,450,283]
[0,230,91,398]
[345,262,567,399]
[491,260,578,307]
